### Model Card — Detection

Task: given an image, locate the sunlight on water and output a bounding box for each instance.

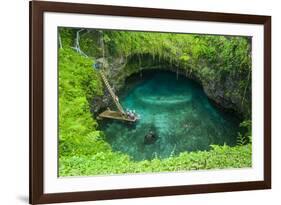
[101,71,241,161]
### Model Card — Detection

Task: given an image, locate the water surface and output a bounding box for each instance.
[101,71,241,161]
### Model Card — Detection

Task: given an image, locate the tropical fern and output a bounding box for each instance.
[237,132,247,146]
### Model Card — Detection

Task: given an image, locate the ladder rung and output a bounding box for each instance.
[100,71,124,113]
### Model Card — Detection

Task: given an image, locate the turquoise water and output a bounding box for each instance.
[101,71,241,161]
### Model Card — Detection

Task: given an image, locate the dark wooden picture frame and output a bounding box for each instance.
[30,1,271,204]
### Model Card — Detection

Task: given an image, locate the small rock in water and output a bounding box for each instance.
[144,131,158,145]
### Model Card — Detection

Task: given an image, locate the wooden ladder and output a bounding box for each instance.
[100,70,125,114]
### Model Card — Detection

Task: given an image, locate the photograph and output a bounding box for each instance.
[58,27,252,177]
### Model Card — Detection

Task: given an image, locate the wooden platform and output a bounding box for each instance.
[98,110,137,122]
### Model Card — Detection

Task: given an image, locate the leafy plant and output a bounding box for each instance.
[237,132,248,146]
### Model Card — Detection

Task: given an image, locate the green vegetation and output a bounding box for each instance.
[60,143,251,176]
[77,29,252,117]
[59,48,106,158]
[58,28,252,177]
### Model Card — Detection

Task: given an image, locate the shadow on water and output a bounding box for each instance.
[99,70,242,161]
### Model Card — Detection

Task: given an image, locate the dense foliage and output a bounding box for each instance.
[58,28,252,176]
[60,143,251,176]
[73,29,252,117]
[59,48,105,157]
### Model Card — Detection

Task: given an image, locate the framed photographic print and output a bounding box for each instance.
[29,0,271,204]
